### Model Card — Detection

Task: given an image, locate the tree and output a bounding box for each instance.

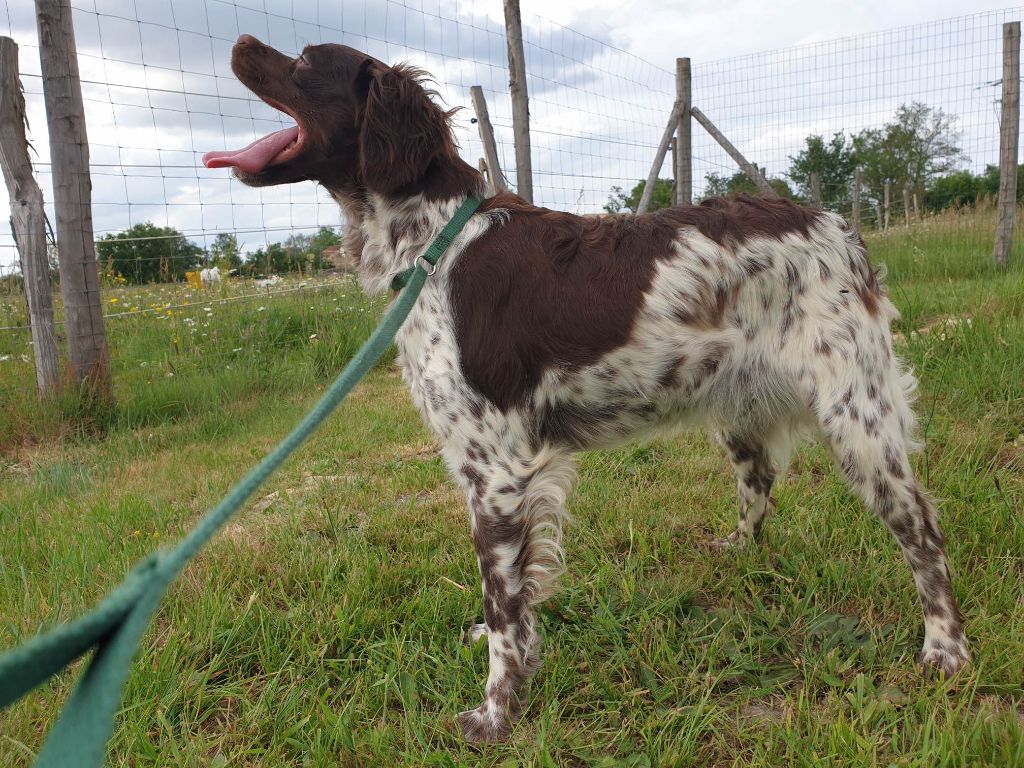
[980,163,1024,201]
[309,226,341,270]
[853,102,966,207]
[96,222,203,284]
[787,132,857,208]
[604,178,674,213]
[924,170,984,212]
[208,233,242,269]
[700,171,794,201]
[283,233,312,274]
[244,247,266,276]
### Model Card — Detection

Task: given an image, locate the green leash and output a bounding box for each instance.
[0,196,482,768]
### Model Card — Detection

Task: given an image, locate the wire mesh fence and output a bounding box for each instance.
[686,8,1024,268]
[0,2,1021,421]
[0,0,677,417]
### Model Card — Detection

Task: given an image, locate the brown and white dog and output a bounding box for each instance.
[205,35,968,742]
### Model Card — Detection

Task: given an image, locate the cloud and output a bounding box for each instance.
[0,0,1018,268]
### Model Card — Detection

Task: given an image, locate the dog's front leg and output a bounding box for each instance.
[453,442,574,742]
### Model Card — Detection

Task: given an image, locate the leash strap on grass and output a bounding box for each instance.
[0,196,482,768]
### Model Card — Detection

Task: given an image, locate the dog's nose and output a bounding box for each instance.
[236,34,259,47]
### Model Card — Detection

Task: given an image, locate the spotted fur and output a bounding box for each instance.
[221,36,969,744]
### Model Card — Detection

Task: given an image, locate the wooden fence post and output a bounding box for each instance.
[883,181,891,231]
[690,106,778,198]
[810,173,821,208]
[502,0,533,203]
[995,20,1020,266]
[638,101,684,213]
[36,0,111,396]
[0,36,60,395]
[851,168,862,232]
[469,86,508,193]
[902,184,911,227]
[675,57,692,205]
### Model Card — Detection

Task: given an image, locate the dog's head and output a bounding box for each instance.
[203,35,460,196]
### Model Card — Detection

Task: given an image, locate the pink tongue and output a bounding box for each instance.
[203,125,300,172]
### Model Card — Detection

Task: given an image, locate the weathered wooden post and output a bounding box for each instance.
[469,86,507,193]
[675,57,692,205]
[502,0,533,203]
[0,36,60,395]
[690,106,778,198]
[883,181,891,231]
[36,0,111,396]
[851,168,862,232]
[995,20,1020,266]
[638,100,684,213]
[902,184,911,227]
[810,173,821,208]
[669,137,677,202]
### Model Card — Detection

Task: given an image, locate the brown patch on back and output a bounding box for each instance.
[661,194,821,246]
[452,194,823,411]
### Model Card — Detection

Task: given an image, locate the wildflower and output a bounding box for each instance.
[109,297,119,303]
[309,334,317,340]
[257,306,266,312]
[165,372,174,378]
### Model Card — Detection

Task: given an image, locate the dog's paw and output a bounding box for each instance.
[918,639,970,679]
[708,530,746,550]
[457,705,511,743]
[463,623,488,646]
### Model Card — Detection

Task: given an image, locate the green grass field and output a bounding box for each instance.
[1,212,1022,766]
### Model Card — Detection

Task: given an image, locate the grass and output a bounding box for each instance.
[1,212,1023,766]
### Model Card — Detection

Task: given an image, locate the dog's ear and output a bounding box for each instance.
[359,64,447,194]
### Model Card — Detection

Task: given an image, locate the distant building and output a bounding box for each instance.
[320,245,357,272]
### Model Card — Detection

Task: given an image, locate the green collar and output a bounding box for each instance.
[390,196,483,291]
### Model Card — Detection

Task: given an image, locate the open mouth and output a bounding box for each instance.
[202,97,306,173]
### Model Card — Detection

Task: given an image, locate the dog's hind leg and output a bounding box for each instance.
[711,426,795,549]
[811,358,969,677]
[453,442,575,742]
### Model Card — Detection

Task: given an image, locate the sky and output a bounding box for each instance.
[0,0,1020,269]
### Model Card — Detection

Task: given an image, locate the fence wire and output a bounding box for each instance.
[688,9,1021,228]
[0,2,1022,411]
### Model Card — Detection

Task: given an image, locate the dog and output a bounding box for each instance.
[200,266,221,285]
[204,35,969,743]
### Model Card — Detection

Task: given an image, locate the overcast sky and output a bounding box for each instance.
[0,0,1020,269]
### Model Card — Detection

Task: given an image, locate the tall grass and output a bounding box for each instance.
[0,209,1021,765]
[0,276,388,449]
